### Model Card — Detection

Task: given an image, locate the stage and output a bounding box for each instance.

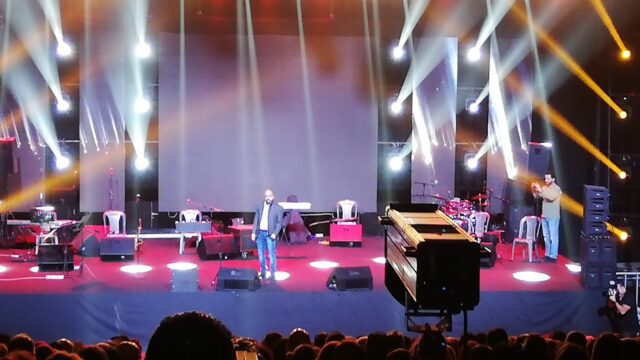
[0,232,613,347]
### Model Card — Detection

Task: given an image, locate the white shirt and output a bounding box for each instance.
[259,202,270,231]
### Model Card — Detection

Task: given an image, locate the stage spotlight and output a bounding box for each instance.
[135,156,150,171]
[620,49,631,60]
[618,110,628,119]
[464,154,478,171]
[134,41,152,58]
[467,100,480,114]
[372,257,386,264]
[55,156,71,170]
[619,231,629,241]
[0,265,7,273]
[565,264,581,273]
[56,97,71,113]
[388,155,404,172]
[391,45,406,61]
[134,97,151,114]
[389,100,403,115]
[619,171,627,180]
[467,47,481,62]
[310,261,339,269]
[540,142,553,148]
[56,41,73,58]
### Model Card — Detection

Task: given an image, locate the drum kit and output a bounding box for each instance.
[440,193,489,233]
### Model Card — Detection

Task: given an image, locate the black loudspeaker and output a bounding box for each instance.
[216,268,261,291]
[505,204,533,243]
[327,266,373,291]
[527,143,551,180]
[80,235,101,257]
[38,244,74,270]
[197,235,238,260]
[100,236,135,261]
[0,139,14,174]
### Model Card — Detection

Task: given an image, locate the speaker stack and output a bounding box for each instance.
[580,185,615,289]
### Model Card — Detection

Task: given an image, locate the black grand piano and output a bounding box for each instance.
[381,203,480,333]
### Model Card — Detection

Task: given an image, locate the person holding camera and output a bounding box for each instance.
[608,283,640,337]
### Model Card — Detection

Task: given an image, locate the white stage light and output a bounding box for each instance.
[512,271,550,282]
[540,142,553,148]
[56,156,71,170]
[390,100,403,115]
[310,261,339,269]
[135,156,150,171]
[466,157,478,170]
[0,265,7,273]
[468,102,480,114]
[389,156,404,172]
[467,47,481,62]
[135,42,152,58]
[134,97,151,114]
[372,257,386,264]
[56,98,71,113]
[167,262,198,271]
[120,264,152,274]
[391,45,405,61]
[57,41,73,58]
[619,171,627,180]
[565,264,581,273]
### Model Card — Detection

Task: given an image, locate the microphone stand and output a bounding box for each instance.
[210,239,225,287]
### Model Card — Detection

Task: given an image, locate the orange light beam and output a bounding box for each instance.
[589,0,630,55]
[506,74,625,178]
[511,3,625,115]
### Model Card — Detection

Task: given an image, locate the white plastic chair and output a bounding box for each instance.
[511,216,540,262]
[468,211,491,240]
[103,210,126,234]
[179,209,203,253]
[336,200,358,225]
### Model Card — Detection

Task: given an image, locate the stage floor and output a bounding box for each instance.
[0,235,610,347]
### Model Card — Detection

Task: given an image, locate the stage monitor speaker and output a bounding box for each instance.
[197,235,238,260]
[80,234,101,258]
[327,266,373,291]
[38,244,74,270]
[527,143,551,179]
[100,236,135,261]
[216,268,261,291]
[171,267,198,292]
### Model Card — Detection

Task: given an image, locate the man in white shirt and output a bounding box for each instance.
[251,189,283,279]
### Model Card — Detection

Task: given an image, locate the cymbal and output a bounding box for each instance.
[471,194,488,201]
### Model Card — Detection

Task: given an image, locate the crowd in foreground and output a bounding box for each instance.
[1,311,639,360]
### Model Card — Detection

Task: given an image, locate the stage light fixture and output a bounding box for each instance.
[540,142,553,148]
[135,156,150,171]
[618,171,627,180]
[620,49,631,60]
[565,264,581,273]
[618,110,628,119]
[619,231,629,241]
[467,47,481,62]
[372,257,386,264]
[134,97,151,114]
[167,262,198,271]
[389,100,403,115]
[56,97,71,113]
[55,156,71,170]
[464,154,478,171]
[391,45,406,61]
[134,41,152,58]
[467,100,480,114]
[388,155,404,172]
[56,41,73,58]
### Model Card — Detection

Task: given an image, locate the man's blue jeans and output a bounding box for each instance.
[256,230,277,277]
[541,217,560,259]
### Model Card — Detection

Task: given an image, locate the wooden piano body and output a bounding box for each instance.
[383,203,480,314]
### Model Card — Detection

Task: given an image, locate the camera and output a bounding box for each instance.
[597,281,618,317]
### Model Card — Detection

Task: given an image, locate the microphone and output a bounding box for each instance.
[187,198,192,205]
[135,194,141,203]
